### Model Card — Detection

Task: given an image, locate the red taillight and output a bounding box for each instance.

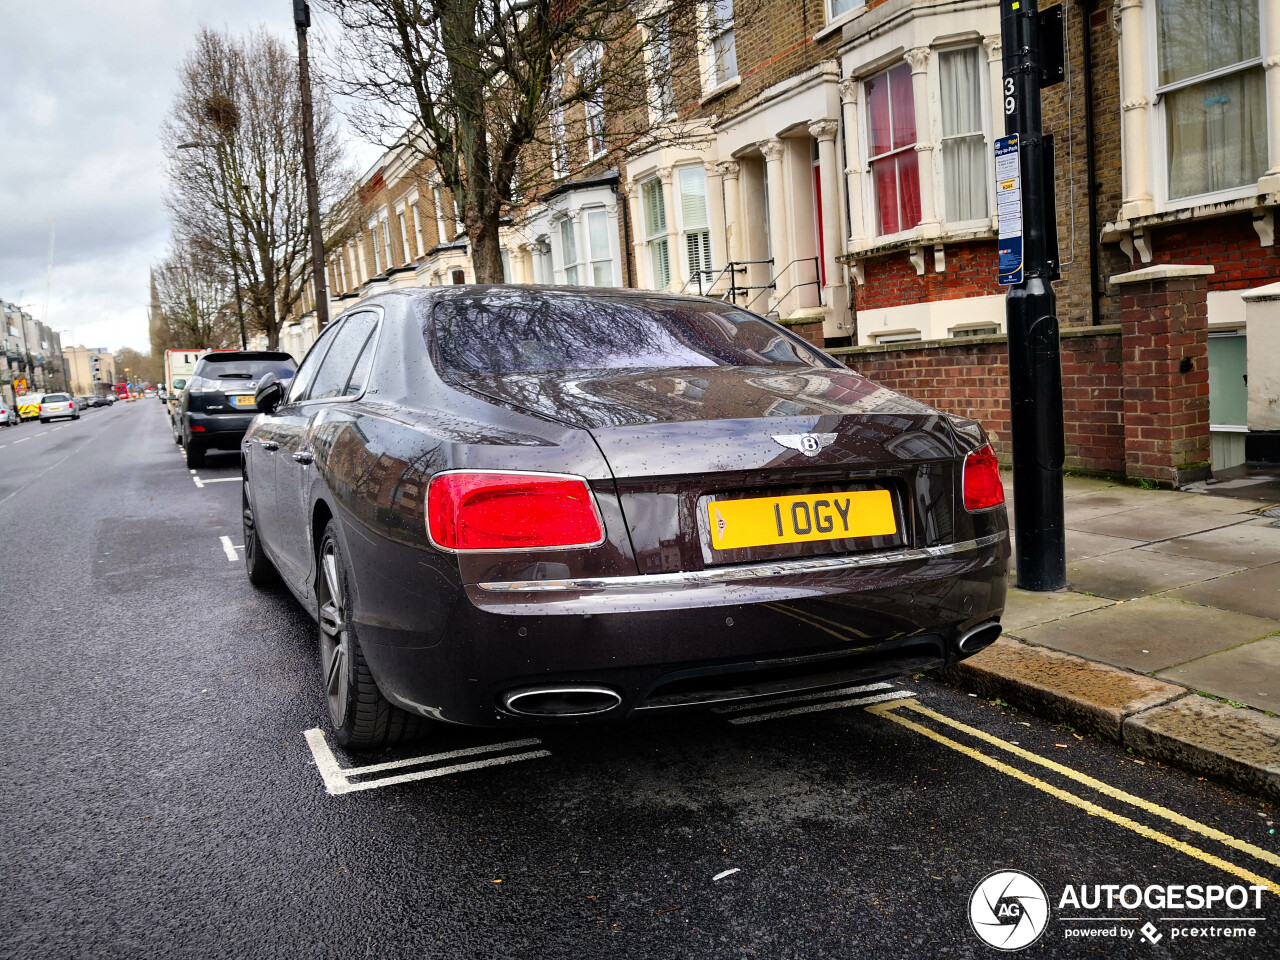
[963,444,1005,512]
[427,472,604,552]
[190,425,206,432]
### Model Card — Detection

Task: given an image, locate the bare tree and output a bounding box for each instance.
[319,0,754,283]
[153,240,241,350]
[163,27,353,349]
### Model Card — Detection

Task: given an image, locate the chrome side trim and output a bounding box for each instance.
[477,531,1008,594]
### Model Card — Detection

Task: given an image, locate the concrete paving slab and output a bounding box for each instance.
[1064,531,1148,563]
[1068,505,1250,542]
[1000,587,1114,633]
[1164,562,1280,620]
[1123,696,1280,800]
[1156,636,1280,712]
[1062,475,1122,498]
[1014,596,1279,672]
[934,637,1185,741]
[1061,488,1194,523]
[1143,521,1280,569]
[1066,552,1241,600]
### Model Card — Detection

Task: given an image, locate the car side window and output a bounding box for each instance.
[309,312,378,401]
[287,321,343,404]
[342,321,380,397]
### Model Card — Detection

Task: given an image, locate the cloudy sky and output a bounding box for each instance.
[0,1,381,353]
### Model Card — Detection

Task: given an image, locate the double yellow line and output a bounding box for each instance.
[867,698,1280,898]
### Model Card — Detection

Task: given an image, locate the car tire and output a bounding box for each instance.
[184,436,206,468]
[241,477,278,587]
[317,519,423,749]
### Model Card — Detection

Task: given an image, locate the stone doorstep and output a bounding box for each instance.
[932,637,1280,801]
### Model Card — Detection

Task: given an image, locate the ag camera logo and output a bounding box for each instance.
[970,869,1050,951]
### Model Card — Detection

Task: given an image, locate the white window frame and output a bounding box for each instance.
[395,204,412,264]
[380,209,393,268]
[583,205,615,286]
[574,43,607,160]
[641,176,672,290]
[699,0,739,95]
[432,185,448,246]
[644,14,676,124]
[862,60,921,240]
[367,218,382,274]
[825,0,866,28]
[933,43,992,228]
[557,215,583,285]
[407,190,424,258]
[675,165,714,287]
[1147,0,1266,211]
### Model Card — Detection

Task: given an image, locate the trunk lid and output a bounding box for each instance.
[465,366,963,574]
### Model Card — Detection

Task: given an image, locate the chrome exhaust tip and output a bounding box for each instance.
[956,621,1002,655]
[502,686,622,717]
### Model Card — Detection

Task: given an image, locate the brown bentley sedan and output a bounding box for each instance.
[242,286,1008,748]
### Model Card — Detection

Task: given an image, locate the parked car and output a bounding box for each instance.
[241,287,1009,749]
[0,400,17,426]
[76,396,96,411]
[39,394,78,423]
[178,351,296,467]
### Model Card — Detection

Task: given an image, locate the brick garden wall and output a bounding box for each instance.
[857,242,1006,312]
[831,326,1126,474]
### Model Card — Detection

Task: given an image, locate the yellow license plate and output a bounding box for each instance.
[231,395,256,408]
[708,490,896,551]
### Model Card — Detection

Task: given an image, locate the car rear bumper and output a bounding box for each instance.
[188,411,255,448]
[358,533,1009,726]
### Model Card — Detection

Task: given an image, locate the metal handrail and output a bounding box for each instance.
[743,257,823,313]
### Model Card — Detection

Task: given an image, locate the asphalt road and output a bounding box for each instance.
[1,401,1277,959]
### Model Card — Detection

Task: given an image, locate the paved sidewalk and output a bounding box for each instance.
[941,473,1280,799]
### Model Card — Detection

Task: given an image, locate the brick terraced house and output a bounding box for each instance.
[290,0,1279,484]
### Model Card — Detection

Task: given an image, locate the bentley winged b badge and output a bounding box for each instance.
[771,432,837,457]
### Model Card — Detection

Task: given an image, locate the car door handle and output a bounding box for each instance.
[292,450,314,465]
[259,440,279,451]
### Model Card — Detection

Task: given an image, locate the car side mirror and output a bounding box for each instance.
[255,373,286,414]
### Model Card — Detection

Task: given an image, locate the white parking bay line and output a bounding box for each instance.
[202,477,239,483]
[304,728,551,795]
[712,681,894,715]
[728,689,914,725]
[219,536,240,562]
[13,437,30,444]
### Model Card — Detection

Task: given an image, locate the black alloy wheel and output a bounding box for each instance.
[241,476,278,586]
[316,519,422,749]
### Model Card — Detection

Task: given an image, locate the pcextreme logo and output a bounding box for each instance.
[969,870,1050,951]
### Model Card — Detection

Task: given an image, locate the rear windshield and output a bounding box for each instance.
[195,356,296,380]
[428,290,835,375]
[44,394,70,402]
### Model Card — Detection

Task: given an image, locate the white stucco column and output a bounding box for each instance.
[704,161,728,294]
[719,161,742,263]
[838,78,865,248]
[761,138,790,311]
[906,46,941,238]
[1259,0,1280,193]
[659,165,682,291]
[809,119,842,298]
[1118,0,1155,219]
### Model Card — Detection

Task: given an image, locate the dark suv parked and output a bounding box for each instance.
[178,351,295,467]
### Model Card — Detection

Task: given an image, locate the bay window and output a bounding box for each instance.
[866,62,921,236]
[1156,0,1265,200]
[642,177,671,289]
[939,47,988,223]
[678,166,713,285]
[586,209,614,285]
[559,217,581,285]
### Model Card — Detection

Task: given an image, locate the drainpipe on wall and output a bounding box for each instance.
[610,179,634,288]
[1078,0,1103,325]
